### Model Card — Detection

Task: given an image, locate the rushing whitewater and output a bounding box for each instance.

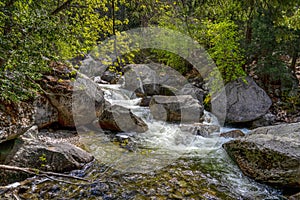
[78,83,281,199]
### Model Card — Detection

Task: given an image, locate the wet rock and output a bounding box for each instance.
[98,104,148,133]
[149,95,204,123]
[220,130,245,138]
[101,70,120,84]
[212,76,272,123]
[223,123,300,192]
[140,96,152,107]
[0,126,93,185]
[33,95,58,129]
[180,123,220,137]
[93,76,109,84]
[0,101,35,144]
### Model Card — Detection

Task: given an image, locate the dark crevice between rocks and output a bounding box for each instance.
[0,139,15,163]
[39,122,77,132]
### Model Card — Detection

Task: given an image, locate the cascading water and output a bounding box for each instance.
[2,82,284,199]
[78,83,283,199]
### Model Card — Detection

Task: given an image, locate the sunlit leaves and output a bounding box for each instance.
[205,20,246,83]
[0,0,129,101]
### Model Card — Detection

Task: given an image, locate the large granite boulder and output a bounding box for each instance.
[178,84,205,104]
[212,76,272,123]
[99,104,148,133]
[0,101,35,144]
[223,123,300,193]
[123,64,167,96]
[123,64,200,97]
[149,95,204,123]
[39,62,106,128]
[0,126,94,185]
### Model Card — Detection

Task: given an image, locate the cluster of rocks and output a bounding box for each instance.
[0,62,148,185]
[121,64,299,196]
[1,60,299,198]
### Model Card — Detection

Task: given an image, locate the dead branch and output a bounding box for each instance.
[0,164,88,182]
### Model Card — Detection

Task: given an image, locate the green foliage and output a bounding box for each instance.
[0,0,129,102]
[141,0,247,83]
[149,50,191,75]
[1,0,299,106]
[247,6,298,95]
[205,20,246,83]
[39,153,47,168]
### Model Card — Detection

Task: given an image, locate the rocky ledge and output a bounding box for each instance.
[223,122,300,194]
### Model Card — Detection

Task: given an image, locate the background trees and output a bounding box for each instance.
[1,0,299,107]
[0,0,128,101]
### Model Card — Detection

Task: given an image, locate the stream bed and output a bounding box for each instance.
[0,84,285,199]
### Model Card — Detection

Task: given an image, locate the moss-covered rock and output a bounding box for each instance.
[223,123,300,193]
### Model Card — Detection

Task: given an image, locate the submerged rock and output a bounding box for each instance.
[212,76,272,123]
[223,123,300,193]
[0,126,93,185]
[99,104,148,133]
[149,95,204,123]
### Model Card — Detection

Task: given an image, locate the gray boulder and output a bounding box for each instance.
[99,104,148,133]
[223,123,300,192]
[0,101,34,144]
[77,54,107,78]
[1,126,93,185]
[178,84,205,104]
[149,95,204,123]
[122,64,189,97]
[123,64,161,96]
[212,76,272,123]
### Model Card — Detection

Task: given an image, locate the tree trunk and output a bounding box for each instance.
[290,50,298,73]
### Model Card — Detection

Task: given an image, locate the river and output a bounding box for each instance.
[2,84,285,199]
